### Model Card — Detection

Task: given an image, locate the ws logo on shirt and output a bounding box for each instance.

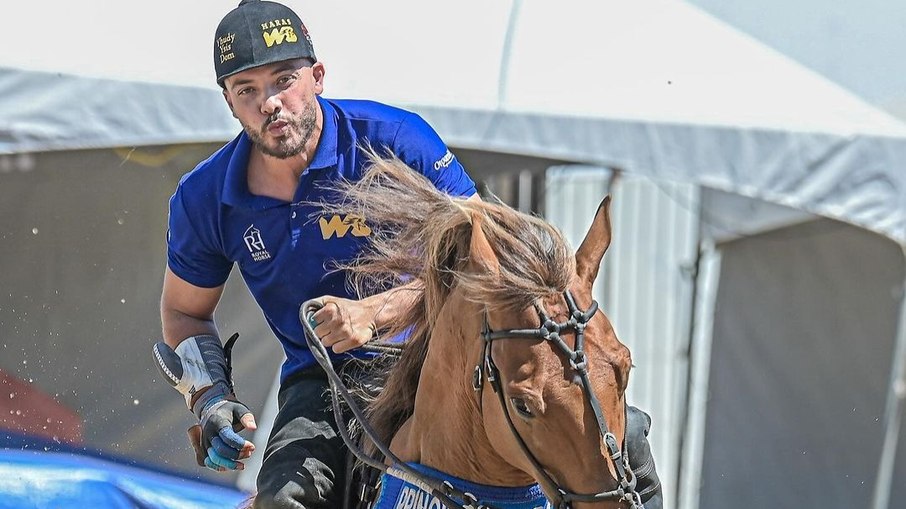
[319,214,371,240]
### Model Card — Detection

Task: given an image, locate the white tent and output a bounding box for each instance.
[4,1,905,240]
[1,1,904,508]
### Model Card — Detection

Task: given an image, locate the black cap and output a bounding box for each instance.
[214,0,316,86]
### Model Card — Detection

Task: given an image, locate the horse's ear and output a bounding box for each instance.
[575,195,612,285]
[468,210,500,274]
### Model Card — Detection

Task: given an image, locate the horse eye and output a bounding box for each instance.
[510,397,534,419]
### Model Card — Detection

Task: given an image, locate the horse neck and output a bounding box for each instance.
[408,288,535,487]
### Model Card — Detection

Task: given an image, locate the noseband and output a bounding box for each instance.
[473,290,643,509]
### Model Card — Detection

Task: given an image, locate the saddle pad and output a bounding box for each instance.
[373,462,551,509]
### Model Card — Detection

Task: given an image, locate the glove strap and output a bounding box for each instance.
[223,332,240,393]
[191,382,232,419]
[152,333,240,416]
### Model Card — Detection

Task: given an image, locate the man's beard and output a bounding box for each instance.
[243,100,318,159]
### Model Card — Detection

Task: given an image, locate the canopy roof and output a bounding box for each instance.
[2,0,904,242]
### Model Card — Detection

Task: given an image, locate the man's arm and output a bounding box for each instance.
[313,280,423,354]
[161,267,223,348]
[157,267,257,471]
[314,194,480,353]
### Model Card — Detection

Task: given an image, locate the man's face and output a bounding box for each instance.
[222,59,324,159]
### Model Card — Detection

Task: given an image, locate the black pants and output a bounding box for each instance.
[626,405,663,509]
[253,367,346,509]
[253,366,662,509]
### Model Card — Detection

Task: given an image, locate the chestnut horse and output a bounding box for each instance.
[318,155,641,509]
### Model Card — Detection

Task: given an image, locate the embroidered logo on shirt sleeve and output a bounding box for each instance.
[433,150,455,171]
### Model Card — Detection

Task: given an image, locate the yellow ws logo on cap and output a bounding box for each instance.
[261,19,298,47]
[319,214,372,240]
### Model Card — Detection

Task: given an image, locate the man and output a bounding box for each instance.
[152,1,661,508]
[152,1,475,507]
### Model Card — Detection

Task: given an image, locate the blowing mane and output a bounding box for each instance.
[320,151,575,449]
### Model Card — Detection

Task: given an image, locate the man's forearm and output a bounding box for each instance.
[363,280,423,332]
[160,306,221,406]
[162,308,220,349]
[158,309,228,409]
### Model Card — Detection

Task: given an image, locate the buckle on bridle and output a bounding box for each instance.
[471,364,483,392]
[540,319,559,339]
[569,350,588,371]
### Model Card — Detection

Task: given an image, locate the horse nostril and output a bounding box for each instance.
[510,397,534,419]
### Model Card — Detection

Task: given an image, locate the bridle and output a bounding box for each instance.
[300,290,644,509]
[472,290,643,509]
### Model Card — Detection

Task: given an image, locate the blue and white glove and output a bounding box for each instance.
[152,333,257,471]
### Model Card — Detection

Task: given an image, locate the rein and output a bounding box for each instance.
[299,300,497,509]
[473,291,643,509]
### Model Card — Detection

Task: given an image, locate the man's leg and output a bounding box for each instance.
[254,369,347,509]
[626,406,663,509]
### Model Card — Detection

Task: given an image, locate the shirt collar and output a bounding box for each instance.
[221,96,338,208]
[309,95,338,170]
[222,132,257,208]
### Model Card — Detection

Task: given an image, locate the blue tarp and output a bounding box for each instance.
[0,449,248,509]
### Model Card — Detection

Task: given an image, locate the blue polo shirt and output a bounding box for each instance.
[167,96,476,382]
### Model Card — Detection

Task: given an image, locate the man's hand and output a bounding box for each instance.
[188,397,257,472]
[152,333,257,472]
[311,296,377,353]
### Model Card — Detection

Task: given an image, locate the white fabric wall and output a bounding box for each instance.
[701,219,905,508]
[546,167,700,508]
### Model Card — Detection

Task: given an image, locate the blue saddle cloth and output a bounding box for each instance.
[373,463,551,509]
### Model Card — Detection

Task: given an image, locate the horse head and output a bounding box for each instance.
[468,197,636,508]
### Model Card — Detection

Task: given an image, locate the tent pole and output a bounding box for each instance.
[677,240,721,509]
[870,245,906,509]
[496,0,522,108]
